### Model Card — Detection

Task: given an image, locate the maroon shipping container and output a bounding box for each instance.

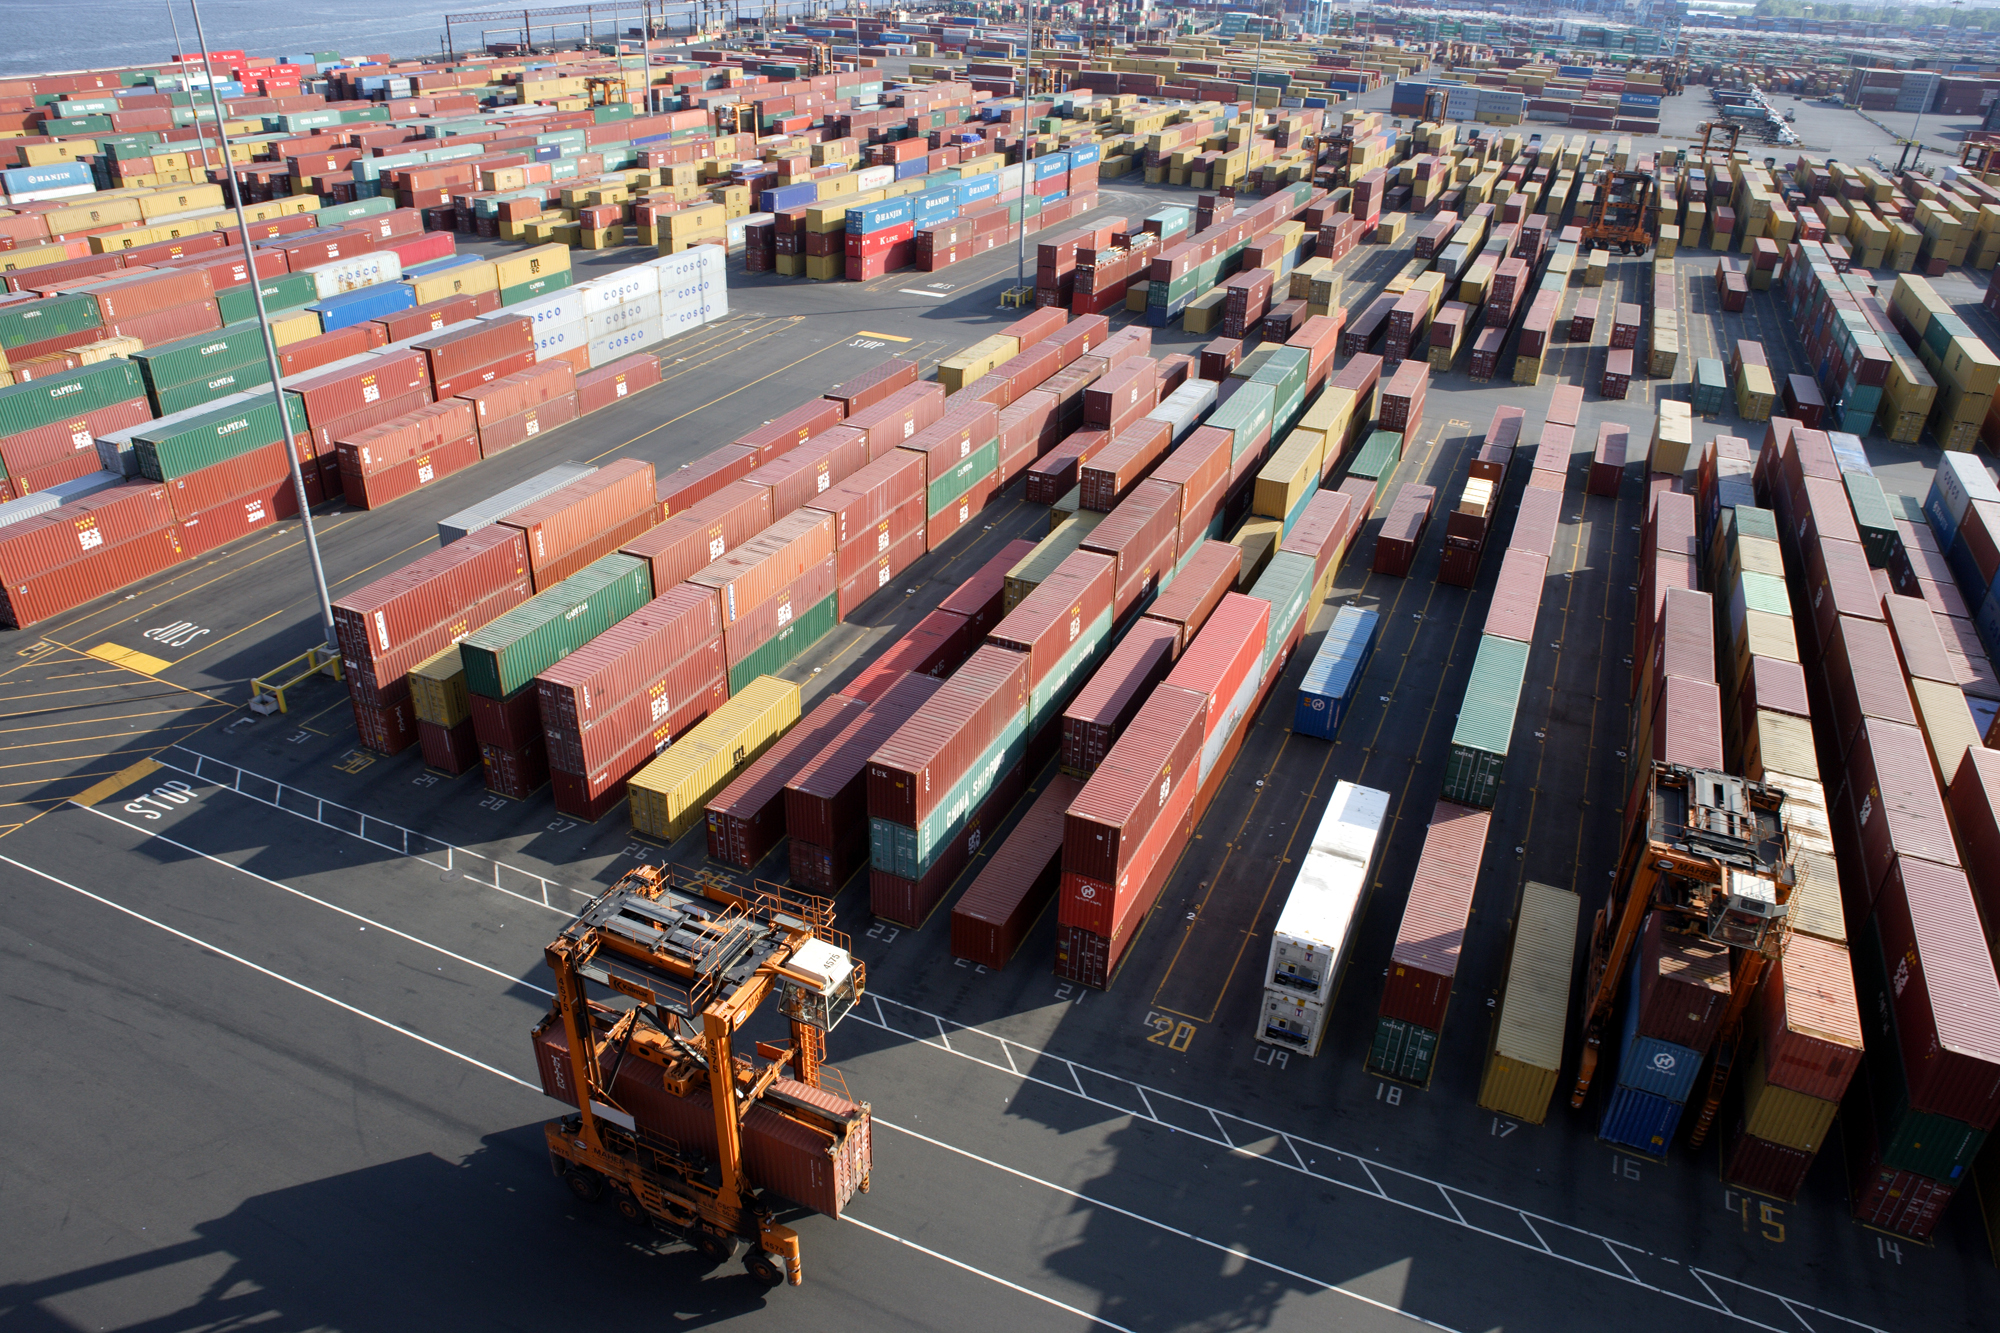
[787,671,942,851]
[1081,478,1179,619]
[413,316,533,384]
[1589,422,1627,496]
[836,498,925,593]
[1483,548,1548,645]
[456,358,574,424]
[1152,428,1232,522]
[476,393,578,458]
[276,324,389,381]
[338,399,476,477]
[332,523,531,676]
[1279,490,1355,590]
[1870,853,2000,1129]
[1062,619,1178,777]
[1825,614,1919,759]
[1377,359,1427,434]
[866,644,1028,828]
[789,837,860,896]
[174,478,300,558]
[687,508,835,626]
[1162,593,1268,741]
[733,397,845,465]
[1056,700,1200,945]
[538,582,722,738]
[937,537,1040,641]
[1372,483,1436,577]
[847,381,950,460]
[951,774,1084,968]
[418,717,480,776]
[1840,718,1959,909]
[1379,800,1491,1030]
[339,432,479,510]
[839,609,973,704]
[1804,534,1880,654]
[374,291,500,343]
[0,480,176,578]
[576,353,661,415]
[1950,747,2000,931]
[1510,485,1563,560]
[302,389,431,462]
[1078,418,1172,512]
[807,446,926,547]
[659,445,760,518]
[1881,592,1957,686]
[470,680,541,752]
[481,734,550,799]
[1061,682,1205,914]
[1471,406,1524,483]
[0,395,152,478]
[871,754,1030,928]
[1546,385,1583,427]
[1720,1120,1815,1204]
[1635,911,1731,1050]
[744,425,870,517]
[621,480,773,595]
[1758,932,1863,1103]
[1645,675,1724,770]
[288,348,433,432]
[353,694,417,755]
[1082,358,1159,432]
[500,457,657,589]
[1025,428,1109,505]
[549,667,728,811]
[706,693,869,869]
[824,358,919,416]
[1142,540,1241,652]
[989,550,1116,689]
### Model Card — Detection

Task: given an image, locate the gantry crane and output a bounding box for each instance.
[1570,766,1793,1147]
[536,864,867,1286]
[1691,119,1743,157]
[1578,168,1656,255]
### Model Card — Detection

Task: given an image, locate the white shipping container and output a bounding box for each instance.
[1264,781,1390,1006]
[589,320,665,368]
[307,251,402,299]
[1146,379,1218,441]
[535,318,586,361]
[855,164,895,192]
[495,287,587,332]
[1312,780,1391,865]
[577,264,661,315]
[1258,988,1330,1056]
[1929,451,2000,530]
[584,294,662,342]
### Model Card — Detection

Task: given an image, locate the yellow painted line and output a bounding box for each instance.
[85,643,172,675]
[856,330,913,342]
[70,758,163,808]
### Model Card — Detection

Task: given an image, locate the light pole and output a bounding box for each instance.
[188,0,338,648]
[1013,6,1034,300]
[165,4,213,177]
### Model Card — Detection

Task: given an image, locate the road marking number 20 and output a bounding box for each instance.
[1144,1012,1196,1052]
[125,778,198,819]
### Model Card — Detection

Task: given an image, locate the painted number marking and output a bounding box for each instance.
[1143,1012,1196,1052]
[849,339,886,350]
[1054,984,1085,1005]
[1726,1191,1786,1243]
[1610,1154,1642,1181]
[1253,1044,1289,1069]
[1490,1117,1517,1137]
[124,778,196,820]
[865,922,900,946]
[479,796,508,812]
[953,957,988,974]
[1376,1083,1403,1106]
[144,621,209,648]
[1876,1236,1903,1264]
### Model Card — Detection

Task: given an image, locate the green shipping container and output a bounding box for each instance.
[1367,1015,1439,1086]
[0,292,103,352]
[869,712,1027,877]
[1248,345,1309,407]
[1208,382,1275,461]
[315,197,397,225]
[132,392,309,481]
[460,553,652,698]
[151,360,275,416]
[217,272,319,325]
[500,270,575,306]
[132,320,269,395]
[1841,471,1900,569]
[724,592,837,695]
[1249,550,1317,673]
[1444,633,1530,809]
[1346,429,1403,512]
[926,440,999,516]
[0,359,145,438]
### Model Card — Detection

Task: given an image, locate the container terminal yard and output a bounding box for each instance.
[4,5,2000,1331]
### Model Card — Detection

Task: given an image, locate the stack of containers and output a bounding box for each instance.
[787,670,944,892]
[1883,273,1999,451]
[867,644,1031,927]
[628,676,800,843]
[0,478,188,629]
[688,509,838,693]
[1367,799,1491,1087]
[331,525,534,753]
[458,552,653,799]
[499,457,657,591]
[536,583,725,822]
[1600,912,1733,1160]
[408,646,477,776]
[0,359,152,496]
[705,691,876,869]
[282,346,434,498]
[950,773,1087,969]
[1476,881,1581,1126]
[1258,782,1391,1057]
[1924,453,2000,674]
[989,548,1117,762]
[336,397,479,508]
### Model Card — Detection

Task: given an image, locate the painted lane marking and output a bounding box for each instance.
[75,804,552,998]
[842,1216,1140,1333]
[70,757,162,807]
[876,1118,1459,1332]
[151,747,1890,1333]
[85,642,171,674]
[0,851,538,1092]
[853,329,913,341]
[896,288,952,298]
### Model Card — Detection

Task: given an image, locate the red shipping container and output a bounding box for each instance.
[537,581,722,738]
[1079,418,1172,512]
[1379,799,1491,1030]
[456,358,574,424]
[1162,593,1268,742]
[688,508,835,625]
[1825,614,1919,759]
[353,694,418,756]
[1082,357,1159,433]
[332,523,529,668]
[100,300,223,347]
[1840,718,1959,909]
[418,717,480,776]
[373,291,500,343]
[1870,852,2000,1130]
[1950,747,2000,931]
[288,346,433,426]
[1056,694,1201,943]
[1278,490,1354,590]
[1152,427,1232,522]
[471,680,542,750]
[0,395,152,478]
[5,448,103,497]
[0,522,185,630]
[1758,932,1863,1103]
[926,471,997,549]
[340,432,478,509]
[500,457,657,589]
[991,549,1115,690]
[548,662,727,799]
[1062,674,1205,886]
[838,610,973,705]
[431,348,537,401]
[1720,1121,1814,1204]
[1025,427,1109,505]
[706,693,869,869]
[1634,910,1731,1049]
[0,480,176,578]
[476,393,578,458]
[338,399,476,477]
[1081,478,1179,618]
[277,323,391,379]
[575,352,661,415]
[787,671,943,852]
[733,397,845,465]
[898,396,996,476]
[1646,675,1724,770]
[658,445,759,518]
[842,381,949,461]
[951,773,1084,968]
[1062,618,1178,777]
[84,266,215,323]
[866,644,1028,828]
[413,315,532,383]
[1141,540,1240,652]
[1372,483,1436,577]
[1589,422,1627,496]
[301,389,430,462]
[871,752,1030,928]
[162,435,307,523]
[808,446,925,547]
[744,426,870,517]
[824,357,919,416]
[723,555,837,667]
[838,524,925,620]
[1881,592,1957,685]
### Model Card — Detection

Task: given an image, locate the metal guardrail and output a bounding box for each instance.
[248,643,342,715]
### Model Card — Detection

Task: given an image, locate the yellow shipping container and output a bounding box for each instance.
[409,646,471,728]
[66,334,142,363]
[1182,287,1228,333]
[1942,334,2000,396]
[1736,363,1775,421]
[1230,517,1284,591]
[1289,255,1331,301]
[938,334,1017,393]
[629,675,800,842]
[45,196,143,234]
[410,259,499,305]
[493,243,571,290]
[1935,381,1993,426]
[1253,428,1327,522]
[269,311,322,347]
[138,182,225,220]
[1477,881,1579,1125]
[1740,1045,1839,1152]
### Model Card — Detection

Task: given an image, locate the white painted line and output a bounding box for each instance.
[0,851,539,1092]
[842,1215,1138,1333]
[78,803,552,998]
[877,1118,1460,1332]
[897,288,952,298]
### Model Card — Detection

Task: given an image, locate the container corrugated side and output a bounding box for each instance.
[705,693,868,869]
[1380,800,1490,1030]
[950,774,1083,969]
[1758,932,1863,1103]
[457,553,651,699]
[628,676,802,842]
[786,672,942,851]
[1478,881,1579,1125]
[1442,633,1530,808]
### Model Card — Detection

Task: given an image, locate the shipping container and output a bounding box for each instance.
[629,676,801,843]
[1478,881,1579,1125]
[950,774,1083,969]
[786,671,942,859]
[1380,800,1490,1031]
[1635,911,1731,1051]
[1061,618,1178,777]
[1294,605,1378,741]
[706,693,869,869]
[499,457,656,589]
[867,645,1029,829]
[459,553,651,699]
[1443,634,1530,809]
[1264,782,1391,1006]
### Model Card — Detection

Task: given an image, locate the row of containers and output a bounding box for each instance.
[0,243,722,628]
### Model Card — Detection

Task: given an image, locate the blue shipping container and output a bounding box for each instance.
[848,198,915,233]
[3,161,92,196]
[1034,152,1071,180]
[894,157,929,180]
[309,282,416,332]
[959,175,1000,205]
[1294,605,1379,739]
[1070,142,1102,167]
[1614,964,1704,1102]
[1599,1084,1683,1158]
[1948,527,1990,606]
[759,181,818,213]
